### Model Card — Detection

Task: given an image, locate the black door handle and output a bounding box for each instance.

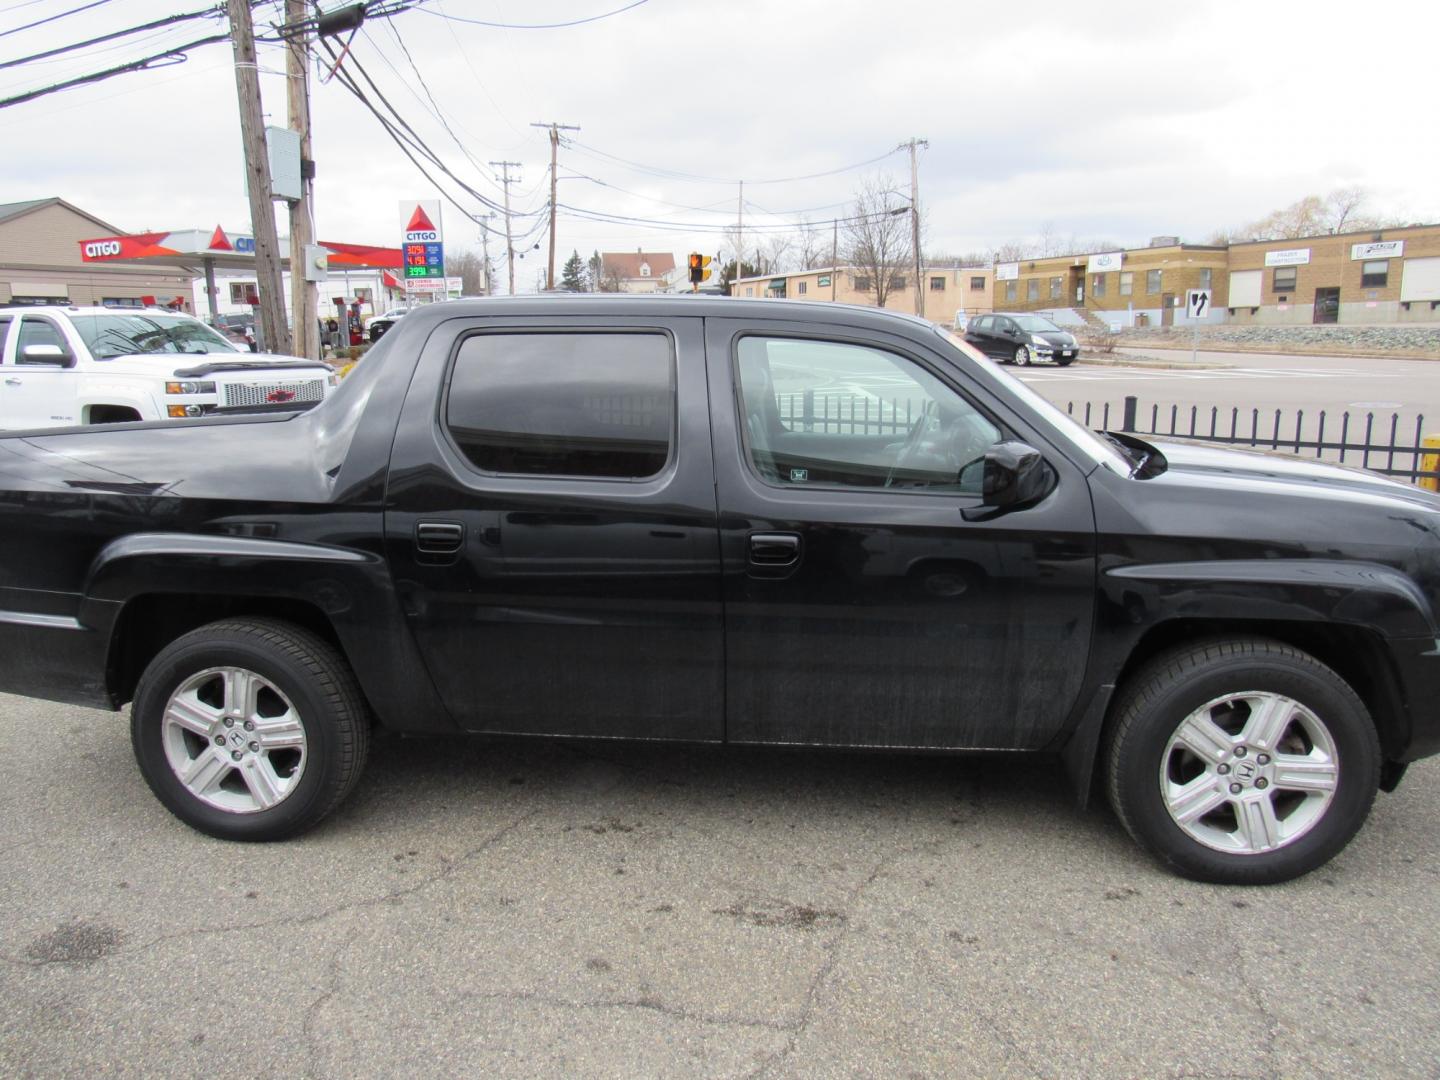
[416,521,464,554]
[749,532,801,565]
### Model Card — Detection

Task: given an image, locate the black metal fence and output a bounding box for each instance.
[1069,395,1439,488]
[777,391,918,436]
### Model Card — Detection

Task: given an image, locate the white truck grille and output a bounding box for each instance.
[223,379,326,409]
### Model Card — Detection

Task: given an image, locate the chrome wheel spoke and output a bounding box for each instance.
[1166,776,1229,825]
[165,693,219,737]
[179,746,233,797]
[1272,754,1338,794]
[1174,714,1232,765]
[222,668,263,720]
[1235,795,1283,852]
[238,757,285,809]
[1242,694,1294,752]
[253,713,305,750]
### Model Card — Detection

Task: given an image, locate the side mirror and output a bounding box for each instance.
[21,343,72,366]
[961,441,1055,521]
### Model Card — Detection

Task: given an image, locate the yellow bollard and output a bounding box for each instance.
[1422,434,1440,492]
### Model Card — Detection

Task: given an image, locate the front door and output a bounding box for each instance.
[1,314,78,429]
[1161,294,1176,326]
[705,317,1096,750]
[1313,287,1340,324]
[385,316,724,741]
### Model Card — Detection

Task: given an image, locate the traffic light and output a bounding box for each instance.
[688,253,713,287]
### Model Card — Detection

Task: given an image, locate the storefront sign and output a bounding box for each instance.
[1352,241,1403,260]
[1086,252,1123,273]
[995,262,1019,281]
[1264,248,1311,267]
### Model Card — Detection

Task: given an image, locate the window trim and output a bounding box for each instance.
[728,328,1009,500]
[1360,260,1388,288]
[1272,266,1298,293]
[1146,269,1162,295]
[439,326,679,485]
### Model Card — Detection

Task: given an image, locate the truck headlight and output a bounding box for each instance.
[165,380,216,394]
[166,404,206,418]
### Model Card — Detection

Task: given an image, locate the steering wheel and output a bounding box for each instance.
[884,401,936,488]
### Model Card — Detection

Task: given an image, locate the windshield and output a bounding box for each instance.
[1010,315,1062,333]
[71,314,240,358]
[932,326,1129,472]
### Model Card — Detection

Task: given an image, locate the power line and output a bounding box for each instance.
[0,31,229,109]
[412,0,651,30]
[564,139,902,187]
[0,5,227,73]
[0,0,114,40]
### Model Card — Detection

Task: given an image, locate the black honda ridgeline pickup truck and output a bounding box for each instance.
[1,296,1437,884]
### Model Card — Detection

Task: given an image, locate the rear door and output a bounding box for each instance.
[705,316,1096,750]
[384,314,724,740]
[964,315,994,356]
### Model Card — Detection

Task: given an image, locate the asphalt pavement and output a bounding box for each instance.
[3,693,1439,1078]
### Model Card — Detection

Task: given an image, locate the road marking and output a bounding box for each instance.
[1017,366,1402,383]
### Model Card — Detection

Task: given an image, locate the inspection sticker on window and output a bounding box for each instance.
[789,468,809,482]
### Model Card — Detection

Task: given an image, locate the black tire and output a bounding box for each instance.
[1013,345,1031,366]
[131,619,370,841]
[1105,637,1379,885]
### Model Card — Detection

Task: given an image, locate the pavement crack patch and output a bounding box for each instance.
[101,806,545,961]
[301,942,347,1080]
[460,987,792,1034]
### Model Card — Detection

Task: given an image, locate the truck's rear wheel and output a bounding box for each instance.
[1106,638,1379,884]
[131,619,369,841]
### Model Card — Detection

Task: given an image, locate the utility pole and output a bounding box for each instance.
[489,160,520,295]
[900,137,929,318]
[226,0,290,355]
[285,0,316,360]
[530,121,580,290]
[478,213,495,295]
[831,216,839,302]
[735,179,743,290]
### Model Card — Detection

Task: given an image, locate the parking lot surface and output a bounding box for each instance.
[3,693,1439,1078]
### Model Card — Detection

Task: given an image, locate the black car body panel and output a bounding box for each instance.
[0,295,1436,792]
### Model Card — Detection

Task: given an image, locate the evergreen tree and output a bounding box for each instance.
[560,250,587,292]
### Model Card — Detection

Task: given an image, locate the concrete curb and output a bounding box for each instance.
[1101,341,1440,362]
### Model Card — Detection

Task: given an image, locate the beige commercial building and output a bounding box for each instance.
[992,223,1440,328]
[1225,223,1440,325]
[0,198,195,309]
[731,265,993,323]
[994,241,1229,328]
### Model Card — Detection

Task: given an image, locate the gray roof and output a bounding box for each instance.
[0,197,121,232]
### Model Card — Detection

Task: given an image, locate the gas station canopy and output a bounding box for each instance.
[77,226,402,317]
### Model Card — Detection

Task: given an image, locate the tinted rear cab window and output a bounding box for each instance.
[444,331,674,479]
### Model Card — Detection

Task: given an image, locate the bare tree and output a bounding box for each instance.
[795,218,829,270]
[449,249,486,296]
[842,175,911,307]
[758,232,794,275]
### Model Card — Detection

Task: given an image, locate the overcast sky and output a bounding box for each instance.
[6,0,1438,287]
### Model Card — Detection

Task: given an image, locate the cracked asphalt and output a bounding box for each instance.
[3,692,1439,1079]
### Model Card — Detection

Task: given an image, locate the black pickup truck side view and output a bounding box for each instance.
[0,296,1436,884]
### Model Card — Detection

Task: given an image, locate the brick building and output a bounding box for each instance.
[1224,223,1440,325]
[994,240,1229,328]
[732,265,993,322]
[991,223,1440,329]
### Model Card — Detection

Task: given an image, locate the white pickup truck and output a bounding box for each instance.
[0,306,336,428]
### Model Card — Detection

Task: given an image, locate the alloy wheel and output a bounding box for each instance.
[161,666,308,814]
[1159,691,1338,855]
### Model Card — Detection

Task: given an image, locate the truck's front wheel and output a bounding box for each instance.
[1106,638,1379,884]
[131,619,370,841]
